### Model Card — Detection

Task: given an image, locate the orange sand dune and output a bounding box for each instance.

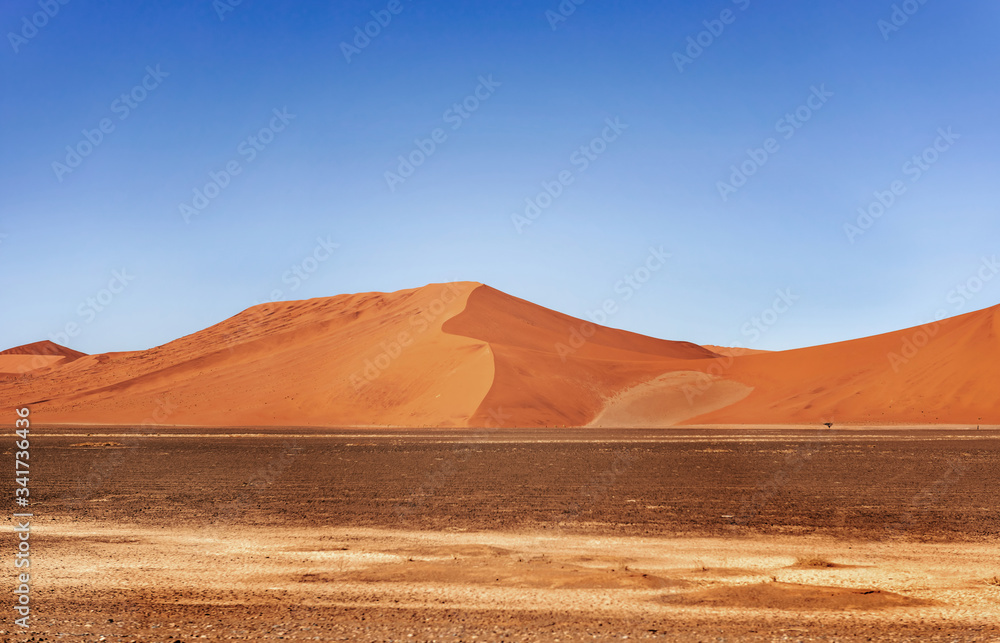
[1,283,997,427]
[0,340,87,376]
[0,339,87,359]
[441,285,722,427]
[702,345,772,358]
[688,304,1000,425]
[1,283,492,427]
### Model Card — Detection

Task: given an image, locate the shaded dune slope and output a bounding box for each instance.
[442,285,721,427]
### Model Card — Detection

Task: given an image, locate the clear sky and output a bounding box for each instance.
[2,0,998,354]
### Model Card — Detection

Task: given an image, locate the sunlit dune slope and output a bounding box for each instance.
[689,304,1000,425]
[0,283,492,427]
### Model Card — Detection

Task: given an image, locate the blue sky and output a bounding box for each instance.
[2,0,998,354]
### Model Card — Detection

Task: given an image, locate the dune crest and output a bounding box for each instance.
[442,285,720,427]
[689,304,1000,425]
[1,283,492,427]
[0,340,87,377]
[2,282,998,427]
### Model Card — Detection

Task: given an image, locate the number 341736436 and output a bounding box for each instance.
[15,407,30,498]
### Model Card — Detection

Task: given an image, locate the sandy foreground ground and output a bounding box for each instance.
[4,427,1000,641]
[10,524,1000,642]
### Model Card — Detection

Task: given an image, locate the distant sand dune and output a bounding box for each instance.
[0,339,87,359]
[1,283,492,427]
[0,354,66,374]
[702,345,772,358]
[2,282,998,427]
[689,304,1000,425]
[0,339,87,376]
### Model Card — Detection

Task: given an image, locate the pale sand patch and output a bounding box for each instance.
[658,581,934,610]
[33,523,1000,627]
[0,353,65,374]
[702,345,773,358]
[589,371,753,427]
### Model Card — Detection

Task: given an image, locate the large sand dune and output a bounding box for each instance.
[0,339,87,378]
[1,283,491,427]
[688,305,1000,425]
[2,282,998,427]
[441,285,722,427]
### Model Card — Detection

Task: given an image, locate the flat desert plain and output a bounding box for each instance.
[7,426,1000,642]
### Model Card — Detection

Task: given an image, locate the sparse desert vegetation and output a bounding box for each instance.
[796,554,837,568]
